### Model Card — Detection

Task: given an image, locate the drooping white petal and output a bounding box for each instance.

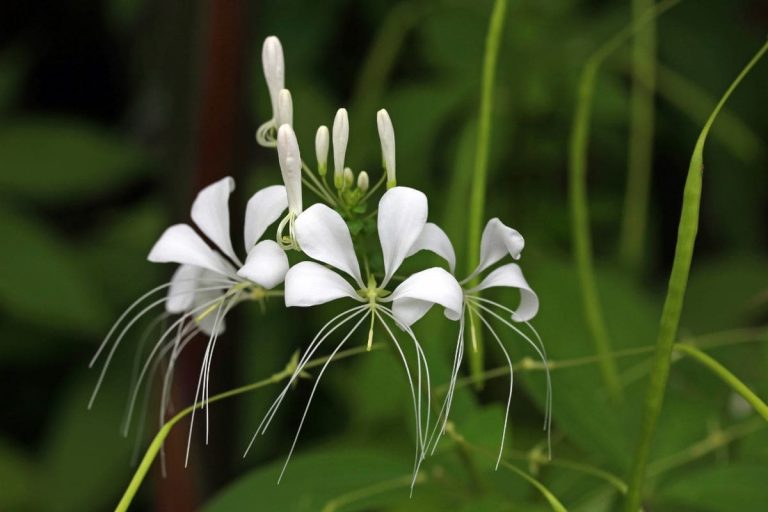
[294,204,363,286]
[262,36,285,120]
[376,109,396,188]
[277,125,303,215]
[470,263,539,322]
[148,224,235,277]
[388,267,463,326]
[469,218,525,279]
[378,187,428,285]
[166,264,203,313]
[237,240,289,289]
[243,185,288,252]
[275,89,293,128]
[315,125,329,176]
[406,222,456,273]
[332,108,349,188]
[190,176,240,264]
[284,261,362,307]
[193,269,230,335]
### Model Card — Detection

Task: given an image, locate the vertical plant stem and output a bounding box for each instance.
[674,344,768,422]
[568,0,681,403]
[619,0,657,271]
[465,0,507,387]
[623,41,768,512]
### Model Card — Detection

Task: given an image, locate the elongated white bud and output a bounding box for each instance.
[343,167,354,188]
[315,125,329,176]
[277,125,302,214]
[276,89,293,128]
[357,170,369,192]
[262,36,285,122]
[376,109,396,189]
[332,108,349,189]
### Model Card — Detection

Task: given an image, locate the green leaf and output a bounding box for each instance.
[39,372,133,512]
[0,208,109,334]
[0,119,149,203]
[204,448,411,512]
[657,464,768,511]
[0,437,35,510]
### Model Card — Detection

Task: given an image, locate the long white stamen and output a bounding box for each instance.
[474,309,514,469]
[244,306,368,457]
[276,311,370,483]
[469,299,552,459]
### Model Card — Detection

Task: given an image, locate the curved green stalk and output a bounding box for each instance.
[569,0,680,402]
[619,0,657,271]
[623,41,768,512]
[674,344,768,422]
[465,0,507,388]
[114,344,380,512]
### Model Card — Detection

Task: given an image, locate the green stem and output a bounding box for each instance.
[465,0,507,389]
[674,344,768,422]
[619,0,657,271]
[114,344,381,512]
[569,0,681,402]
[623,41,768,512]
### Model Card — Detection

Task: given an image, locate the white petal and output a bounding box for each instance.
[237,240,289,289]
[191,177,240,264]
[277,125,303,214]
[470,218,525,279]
[377,187,428,285]
[470,263,539,322]
[284,261,361,307]
[315,125,329,176]
[376,109,396,187]
[148,224,235,277]
[193,269,229,335]
[243,185,288,252]
[388,267,463,327]
[406,222,456,273]
[166,264,203,313]
[262,36,285,119]
[295,204,363,286]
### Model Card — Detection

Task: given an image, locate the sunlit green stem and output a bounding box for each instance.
[114,344,381,512]
[465,0,506,389]
[624,41,768,512]
[619,0,657,272]
[674,344,768,422]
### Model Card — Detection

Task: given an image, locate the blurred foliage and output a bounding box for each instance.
[1,0,767,511]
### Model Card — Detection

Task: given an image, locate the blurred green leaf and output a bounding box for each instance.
[38,372,133,512]
[0,119,149,204]
[0,208,109,334]
[656,464,768,511]
[204,448,411,512]
[0,437,35,510]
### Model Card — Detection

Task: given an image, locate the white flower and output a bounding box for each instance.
[89,177,290,463]
[402,218,548,467]
[256,36,286,147]
[249,186,463,485]
[376,109,396,188]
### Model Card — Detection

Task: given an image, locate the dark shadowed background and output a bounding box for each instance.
[1,1,767,511]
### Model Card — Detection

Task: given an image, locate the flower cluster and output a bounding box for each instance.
[89,35,549,484]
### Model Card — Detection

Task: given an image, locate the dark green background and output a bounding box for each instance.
[1,0,767,510]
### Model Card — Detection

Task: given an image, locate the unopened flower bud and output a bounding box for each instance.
[343,167,354,188]
[376,109,396,189]
[262,36,285,122]
[357,170,369,193]
[277,125,302,215]
[276,89,293,128]
[315,125,329,177]
[333,108,349,189]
